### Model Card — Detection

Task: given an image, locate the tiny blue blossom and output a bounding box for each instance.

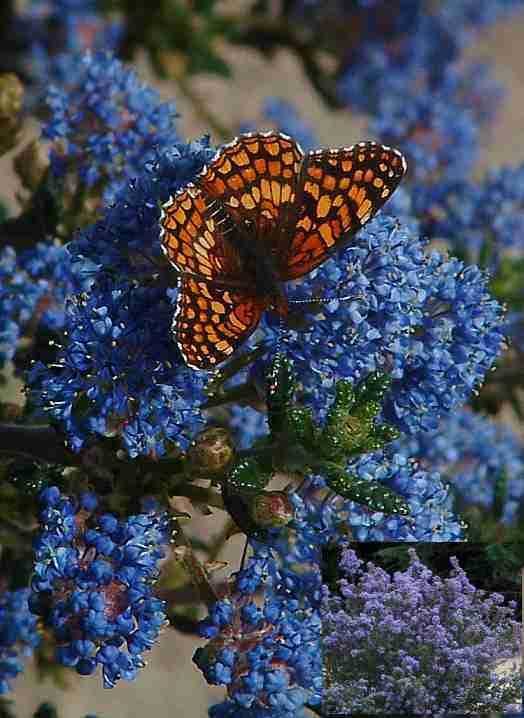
[28,133,215,456]
[200,491,323,717]
[0,241,76,367]
[41,51,179,205]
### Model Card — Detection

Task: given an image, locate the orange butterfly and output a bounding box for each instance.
[159,131,407,370]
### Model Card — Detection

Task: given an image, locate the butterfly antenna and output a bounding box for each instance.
[288,291,365,306]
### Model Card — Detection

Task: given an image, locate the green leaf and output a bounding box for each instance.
[323,462,411,515]
[266,357,297,435]
[227,457,271,495]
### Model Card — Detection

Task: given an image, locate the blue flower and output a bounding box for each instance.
[229,405,269,450]
[0,588,41,694]
[393,407,524,525]
[21,2,121,90]
[0,241,76,367]
[414,163,524,263]
[199,521,322,716]
[31,487,169,688]
[294,456,464,543]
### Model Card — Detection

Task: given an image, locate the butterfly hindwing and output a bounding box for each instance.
[280,142,407,280]
[174,275,268,370]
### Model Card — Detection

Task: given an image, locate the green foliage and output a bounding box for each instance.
[491,256,524,311]
[217,358,408,536]
[104,0,233,78]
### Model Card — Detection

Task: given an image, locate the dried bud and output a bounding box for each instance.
[188,427,234,475]
[249,490,294,528]
[13,139,49,192]
[0,73,24,155]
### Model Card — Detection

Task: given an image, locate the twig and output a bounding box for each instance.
[0,423,76,464]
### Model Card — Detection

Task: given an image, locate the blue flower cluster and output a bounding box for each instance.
[394,407,524,525]
[251,216,505,437]
[21,1,121,89]
[0,588,41,694]
[27,55,216,456]
[299,462,464,543]
[31,486,169,688]
[414,163,524,264]
[0,241,75,367]
[42,51,180,205]
[198,505,322,717]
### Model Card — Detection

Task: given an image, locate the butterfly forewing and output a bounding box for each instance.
[199,131,304,242]
[160,184,245,282]
[280,142,407,280]
[175,276,268,369]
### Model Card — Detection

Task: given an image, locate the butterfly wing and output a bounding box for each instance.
[175,275,268,370]
[160,184,245,282]
[199,131,304,244]
[280,142,407,280]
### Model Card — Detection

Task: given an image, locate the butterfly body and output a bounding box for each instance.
[160,131,407,370]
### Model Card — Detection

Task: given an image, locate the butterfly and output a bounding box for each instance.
[159,131,407,370]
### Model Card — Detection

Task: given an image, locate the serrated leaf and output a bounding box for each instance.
[323,463,410,515]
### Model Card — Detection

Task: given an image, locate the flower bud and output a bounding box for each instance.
[249,490,294,528]
[13,139,49,192]
[0,74,24,155]
[188,427,234,475]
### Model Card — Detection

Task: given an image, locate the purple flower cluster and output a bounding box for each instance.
[31,486,169,688]
[394,407,524,525]
[321,547,521,715]
[0,588,41,694]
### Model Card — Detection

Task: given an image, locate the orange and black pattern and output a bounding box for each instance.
[160,132,407,370]
[175,275,268,368]
[282,142,406,279]
[161,184,244,282]
[199,131,303,241]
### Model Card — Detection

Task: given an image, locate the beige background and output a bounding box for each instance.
[5,8,524,718]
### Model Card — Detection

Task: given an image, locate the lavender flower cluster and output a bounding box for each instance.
[321,547,521,715]
[0,0,523,714]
